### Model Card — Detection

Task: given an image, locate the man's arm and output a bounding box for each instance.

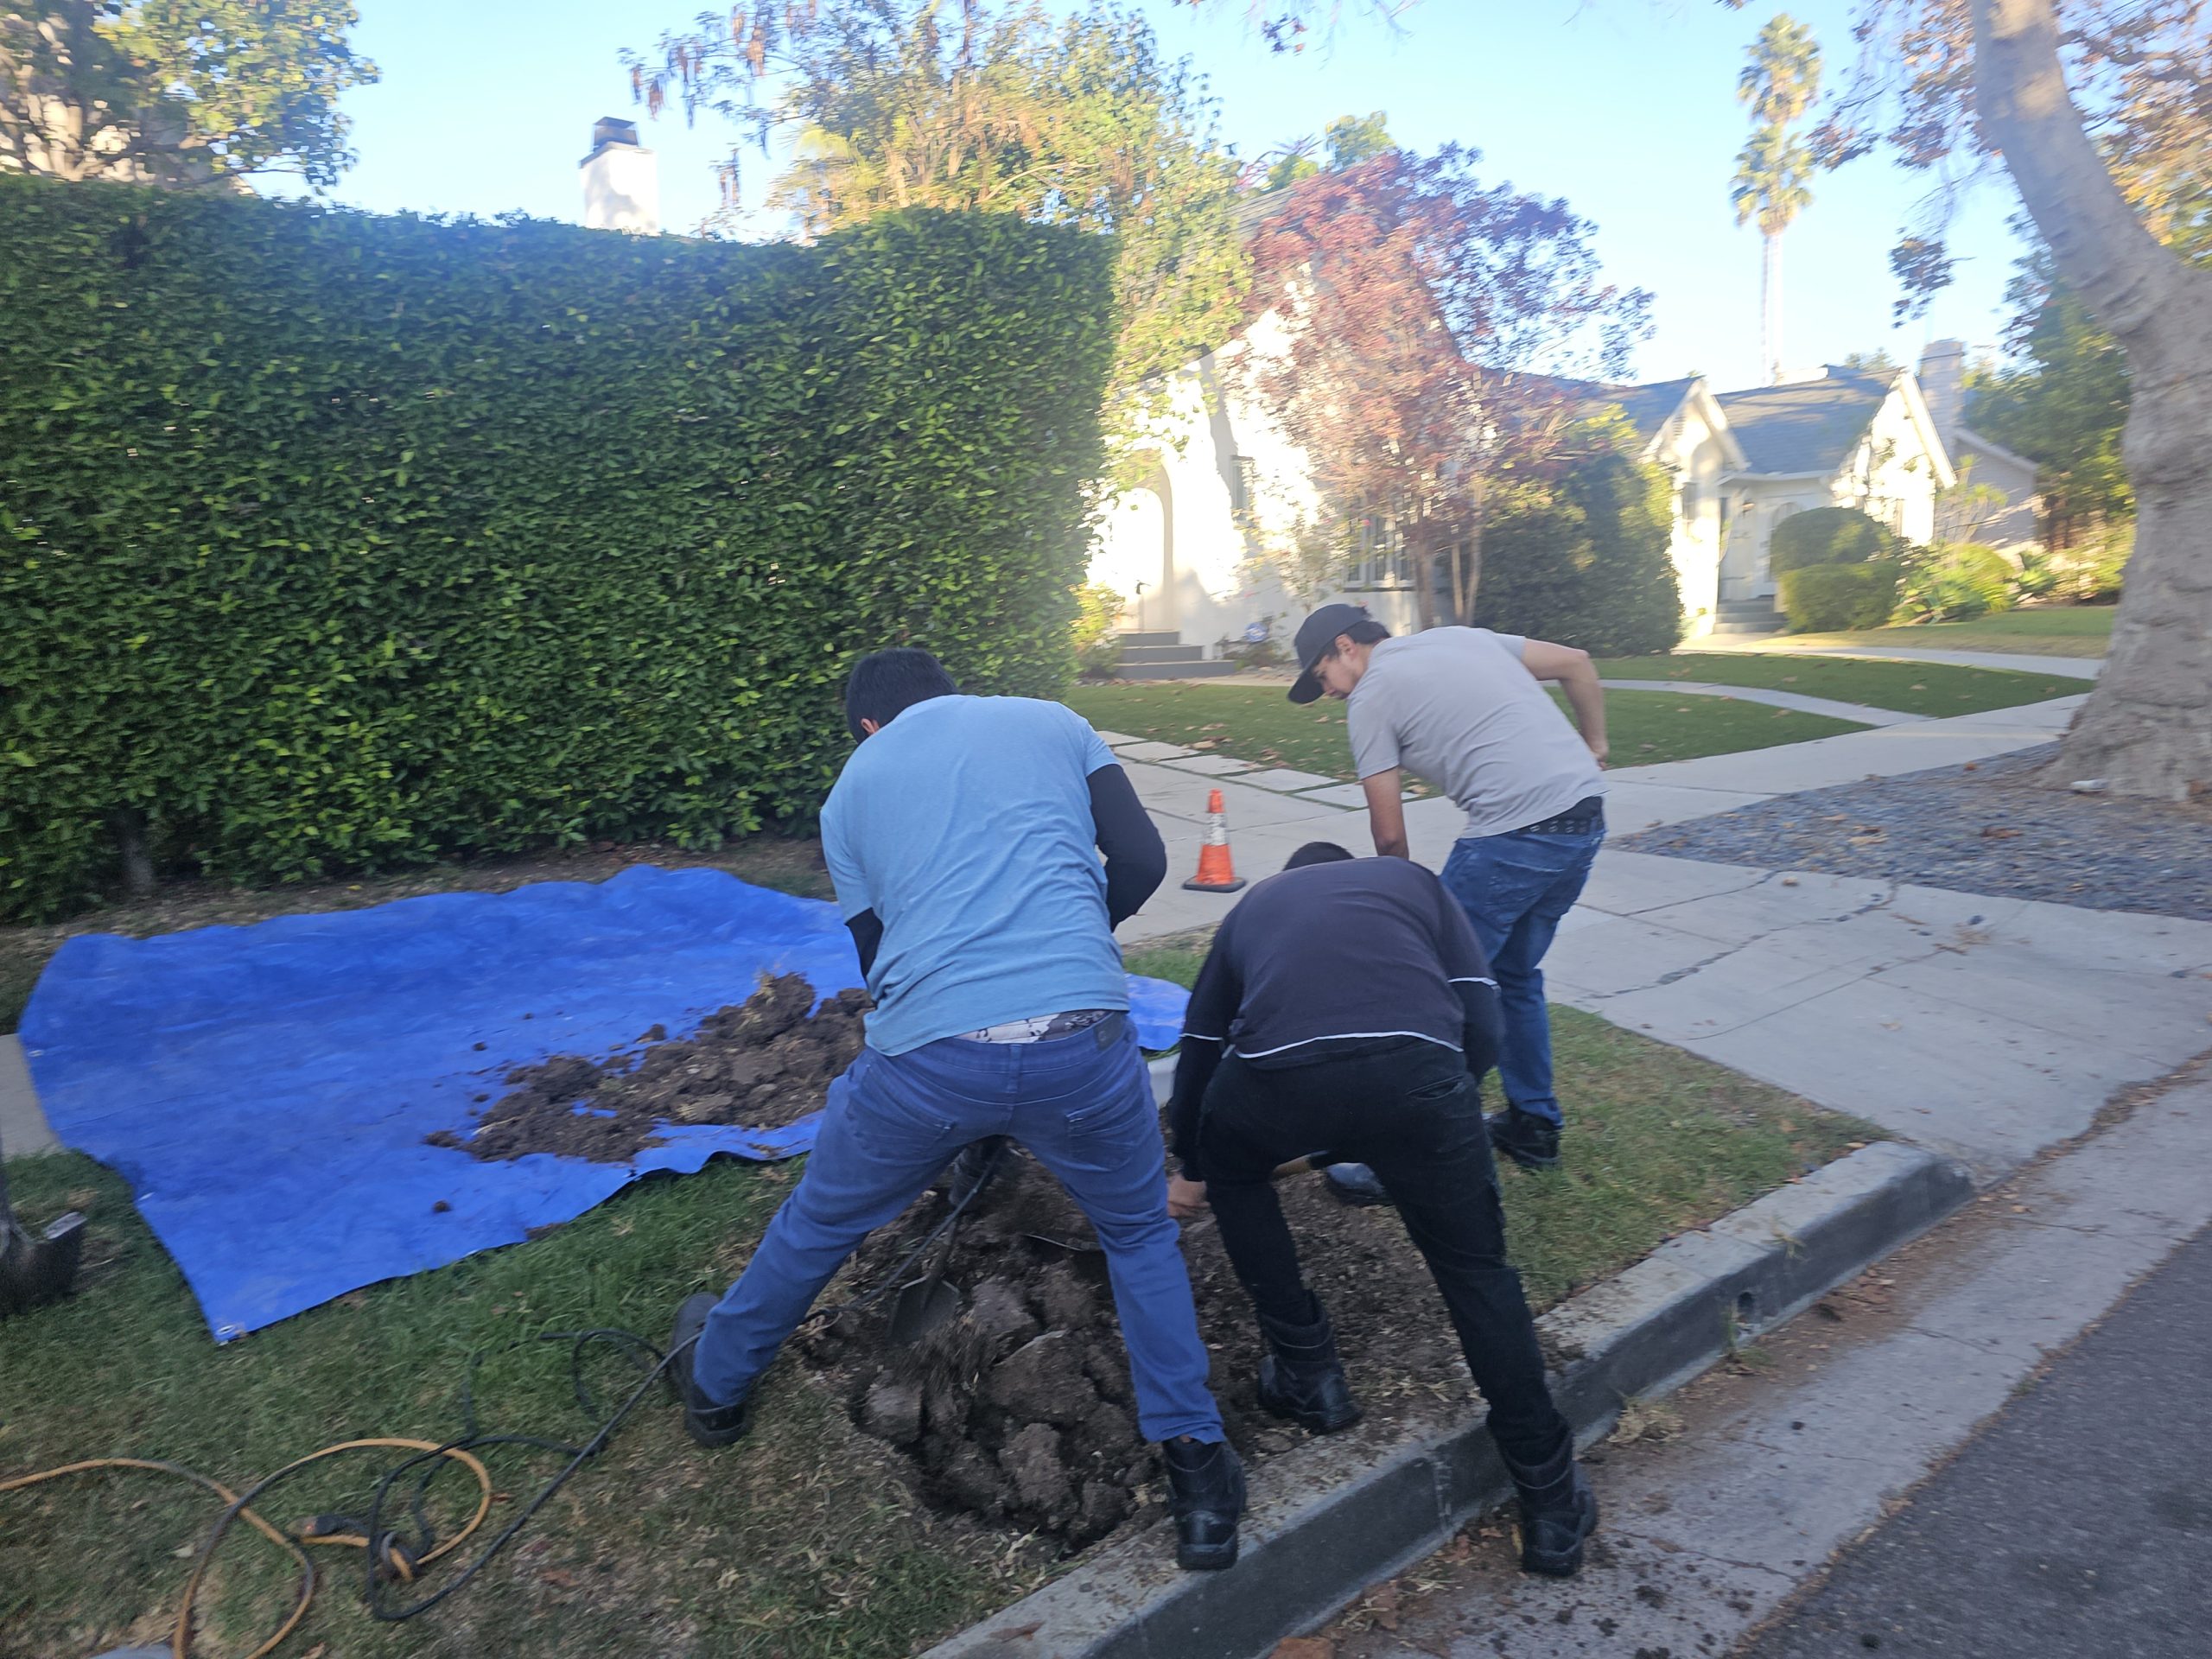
[1431,879,1502,1076]
[1089,764,1168,927]
[1363,770,1410,859]
[1166,918,1241,1181]
[846,911,884,978]
[1521,638,1608,767]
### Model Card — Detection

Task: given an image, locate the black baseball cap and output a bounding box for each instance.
[1287,603,1374,703]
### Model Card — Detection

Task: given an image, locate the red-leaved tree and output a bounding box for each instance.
[1240,147,1650,626]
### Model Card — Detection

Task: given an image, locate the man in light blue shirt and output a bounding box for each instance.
[666,648,1244,1571]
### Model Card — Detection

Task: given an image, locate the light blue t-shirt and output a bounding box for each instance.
[820,695,1127,1056]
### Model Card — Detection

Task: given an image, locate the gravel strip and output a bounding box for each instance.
[1614,743,2212,920]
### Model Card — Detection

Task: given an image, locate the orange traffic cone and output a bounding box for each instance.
[1181,788,1248,893]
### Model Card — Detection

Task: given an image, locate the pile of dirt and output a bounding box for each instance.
[429,974,868,1163]
[795,1147,1479,1552]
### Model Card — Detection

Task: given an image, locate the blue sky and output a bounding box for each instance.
[319,0,2026,392]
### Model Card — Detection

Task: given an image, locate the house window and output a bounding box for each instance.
[1230,456,1260,518]
[1680,480,1700,518]
[1343,505,1413,590]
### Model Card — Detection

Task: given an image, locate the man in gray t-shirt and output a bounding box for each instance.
[1287,605,1609,1175]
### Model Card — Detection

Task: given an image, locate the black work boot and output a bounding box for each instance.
[1501,1436,1599,1576]
[1485,1108,1561,1171]
[1255,1298,1364,1434]
[1162,1437,1244,1571]
[668,1292,754,1448]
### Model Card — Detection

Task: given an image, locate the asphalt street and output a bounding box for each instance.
[1739,1223,2212,1659]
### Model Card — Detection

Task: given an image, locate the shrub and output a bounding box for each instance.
[0,178,1116,921]
[2049,520,2131,602]
[1073,583,1127,679]
[1779,561,1903,632]
[1472,418,1683,656]
[1894,543,2015,624]
[1769,506,1904,575]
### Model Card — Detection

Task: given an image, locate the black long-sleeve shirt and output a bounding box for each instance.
[1167,858,1501,1179]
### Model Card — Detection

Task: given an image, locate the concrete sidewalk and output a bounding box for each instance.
[1550,854,2212,1175]
[1113,687,2212,1184]
[1113,693,2087,945]
[1687,637,2106,679]
[1599,678,1926,727]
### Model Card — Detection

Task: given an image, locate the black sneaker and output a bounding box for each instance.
[1162,1437,1244,1570]
[1321,1161,1394,1207]
[668,1292,753,1448]
[1485,1109,1561,1171]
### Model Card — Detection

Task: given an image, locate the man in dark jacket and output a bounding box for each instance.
[1164,842,1598,1578]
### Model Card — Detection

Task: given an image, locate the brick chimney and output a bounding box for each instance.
[580,117,658,234]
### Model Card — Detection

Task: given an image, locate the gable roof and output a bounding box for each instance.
[1603,377,1699,443]
[1713,368,1895,475]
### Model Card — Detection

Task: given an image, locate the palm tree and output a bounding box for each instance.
[1731,15,1822,385]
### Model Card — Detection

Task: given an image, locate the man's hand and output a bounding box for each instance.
[1362,769,1409,858]
[1166,1174,1211,1222]
[1521,639,1609,766]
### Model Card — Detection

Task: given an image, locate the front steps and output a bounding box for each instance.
[1710,596,1783,637]
[1111,630,1238,681]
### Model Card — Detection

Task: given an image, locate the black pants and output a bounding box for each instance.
[1197,1038,1570,1467]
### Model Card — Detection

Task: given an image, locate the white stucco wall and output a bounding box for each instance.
[581,143,660,234]
[1840,384,1949,545]
[1645,398,1732,634]
[1086,318,1420,657]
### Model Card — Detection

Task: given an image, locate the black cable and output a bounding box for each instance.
[188,1146,1015,1630]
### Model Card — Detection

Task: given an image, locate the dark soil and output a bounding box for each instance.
[430,975,868,1162]
[1614,744,2212,920]
[794,1146,1482,1554]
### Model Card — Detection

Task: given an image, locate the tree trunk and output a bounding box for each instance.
[1763,232,1783,385]
[106,808,155,899]
[1973,0,2212,801]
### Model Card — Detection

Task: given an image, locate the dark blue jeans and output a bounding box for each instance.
[690,1016,1224,1444]
[1439,822,1605,1126]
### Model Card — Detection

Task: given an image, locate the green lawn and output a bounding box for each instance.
[1771,606,2115,659]
[1065,682,1865,784]
[1592,653,2091,716]
[0,994,1866,1659]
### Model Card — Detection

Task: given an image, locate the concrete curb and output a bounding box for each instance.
[922,1139,1972,1659]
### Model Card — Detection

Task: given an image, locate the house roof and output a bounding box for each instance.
[1603,378,1700,442]
[1713,368,1896,475]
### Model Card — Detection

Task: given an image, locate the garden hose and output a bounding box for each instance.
[0,1331,672,1659]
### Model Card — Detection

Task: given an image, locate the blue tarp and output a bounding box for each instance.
[19,865,1190,1342]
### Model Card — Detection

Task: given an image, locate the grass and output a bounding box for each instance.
[1768,605,2115,659]
[2,944,1871,1658]
[1591,652,2091,716]
[0,836,834,1037]
[1063,683,1865,785]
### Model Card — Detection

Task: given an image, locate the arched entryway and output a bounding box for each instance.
[1088,461,1175,632]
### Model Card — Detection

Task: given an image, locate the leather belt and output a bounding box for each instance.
[1513,794,1605,836]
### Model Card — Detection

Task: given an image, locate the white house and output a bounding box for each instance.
[1916,339,2042,550]
[1087,349,1983,656]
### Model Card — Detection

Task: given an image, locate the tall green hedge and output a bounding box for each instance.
[0,180,1116,921]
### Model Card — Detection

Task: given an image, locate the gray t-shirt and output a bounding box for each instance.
[1346,628,1605,839]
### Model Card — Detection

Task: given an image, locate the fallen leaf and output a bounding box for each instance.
[1980,825,2021,840]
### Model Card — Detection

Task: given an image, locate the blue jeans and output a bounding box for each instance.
[691,1015,1225,1445]
[1439,823,1605,1126]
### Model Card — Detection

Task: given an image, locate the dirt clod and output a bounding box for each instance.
[428,975,867,1162]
